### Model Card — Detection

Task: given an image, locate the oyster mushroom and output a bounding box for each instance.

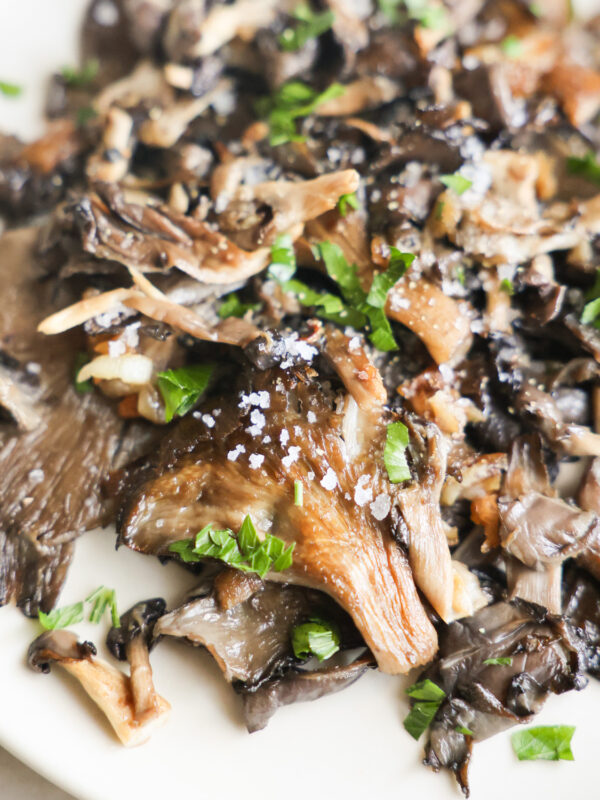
[28,630,170,746]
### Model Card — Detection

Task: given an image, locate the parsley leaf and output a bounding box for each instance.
[218,293,260,318]
[337,192,360,216]
[567,151,600,186]
[169,515,294,578]
[403,679,446,740]
[0,81,23,98]
[484,657,513,666]
[384,421,411,483]
[440,173,472,195]
[257,80,345,146]
[501,35,523,58]
[366,248,414,308]
[279,4,334,52]
[500,278,514,296]
[77,106,98,127]
[268,233,297,282]
[511,725,575,761]
[582,269,600,327]
[292,617,341,661]
[157,364,213,423]
[294,479,304,506]
[378,0,449,29]
[456,725,474,736]
[38,602,84,630]
[86,586,120,627]
[61,59,99,87]
[74,352,94,394]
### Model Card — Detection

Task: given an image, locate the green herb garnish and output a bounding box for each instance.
[511,725,575,761]
[483,657,513,666]
[268,233,297,282]
[378,0,449,29]
[257,80,345,146]
[86,586,120,627]
[74,352,94,394]
[292,617,340,661]
[38,602,84,630]
[279,3,334,52]
[157,364,213,423]
[501,35,523,58]
[403,679,446,740]
[268,238,410,351]
[76,106,98,127]
[337,192,360,217]
[0,81,22,98]
[61,59,99,87]
[455,265,466,286]
[500,278,514,296]
[384,421,411,483]
[567,151,600,186]
[366,248,414,308]
[440,173,472,195]
[218,293,261,319]
[294,480,304,506]
[169,516,294,578]
[582,268,600,327]
[456,725,475,736]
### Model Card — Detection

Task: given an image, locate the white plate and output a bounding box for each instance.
[1,3,600,799]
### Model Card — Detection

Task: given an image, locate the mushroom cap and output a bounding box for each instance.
[106,597,167,660]
[27,630,96,673]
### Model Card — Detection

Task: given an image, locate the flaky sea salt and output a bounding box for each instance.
[307,411,317,423]
[201,414,215,428]
[370,493,391,520]
[280,429,290,446]
[249,453,265,470]
[282,446,301,468]
[320,468,338,491]
[227,444,246,462]
[354,475,373,507]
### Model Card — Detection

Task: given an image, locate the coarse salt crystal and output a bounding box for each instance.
[307,411,317,423]
[354,475,373,507]
[280,429,290,446]
[227,444,246,462]
[282,445,301,468]
[249,453,264,470]
[370,493,391,520]
[201,414,215,428]
[320,468,338,491]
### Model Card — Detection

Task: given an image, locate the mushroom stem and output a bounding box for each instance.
[126,636,160,724]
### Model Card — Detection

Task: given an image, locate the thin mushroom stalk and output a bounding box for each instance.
[106,598,167,724]
[28,630,170,746]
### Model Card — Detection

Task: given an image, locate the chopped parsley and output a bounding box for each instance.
[484,657,513,666]
[337,192,360,217]
[582,269,600,327]
[511,725,575,761]
[0,81,23,98]
[61,58,99,87]
[74,352,94,394]
[294,479,304,506]
[86,586,120,627]
[279,4,334,52]
[268,238,408,351]
[268,233,297,282]
[366,248,414,308]
[567,151,600,186]
[378,0,450,30]
[384,421,411,483]
[455,264,466,286]
[292,617,341,661]
[169,516,294,579]
[218,293,261,319]
[440,173,472,195]
[157,364,213,423]
[256,80,345,146]
[403,679,446,740]
[38,602,84,630]
[76,106,98,127]
[500,35,523,58]
[456,725,474,736]
[500,278,514,296]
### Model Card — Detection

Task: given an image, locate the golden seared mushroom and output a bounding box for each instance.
[117,332,438,674]
[106,598,167,724]
[27,630,170,746]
